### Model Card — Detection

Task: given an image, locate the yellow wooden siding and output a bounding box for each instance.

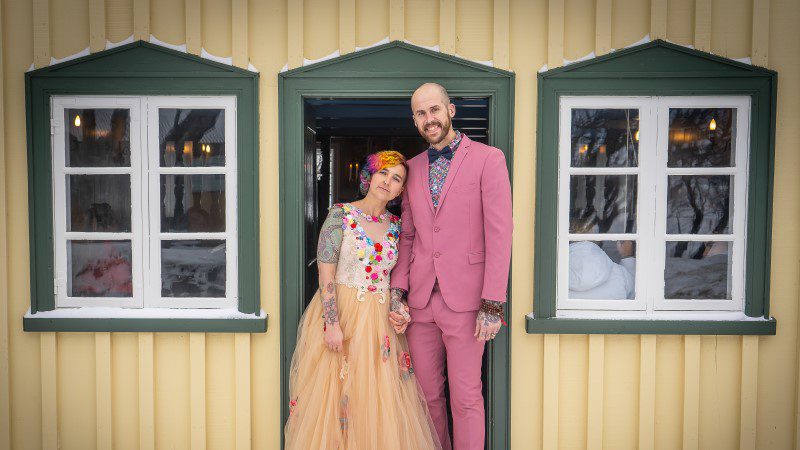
[1,1,799,449]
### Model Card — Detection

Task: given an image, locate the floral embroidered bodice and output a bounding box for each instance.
[334,203,400,302]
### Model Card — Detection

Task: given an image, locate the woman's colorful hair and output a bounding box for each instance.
[359,150,409,197]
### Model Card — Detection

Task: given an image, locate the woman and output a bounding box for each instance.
[284,151,441,449]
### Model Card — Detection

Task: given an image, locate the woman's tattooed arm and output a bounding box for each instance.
[317,206,345,264]
[317,206,344,326]
[320,281,339,325]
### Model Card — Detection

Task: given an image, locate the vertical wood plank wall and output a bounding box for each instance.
[1,0,799,449]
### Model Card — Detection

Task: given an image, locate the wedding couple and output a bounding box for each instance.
[284,83,513,449]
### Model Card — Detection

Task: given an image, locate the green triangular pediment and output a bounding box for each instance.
[542,39,774,78]
[29,41,255,78]
[281,41,512,78]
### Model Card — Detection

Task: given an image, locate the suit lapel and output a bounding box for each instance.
[420,155,435,214]
[435,135,472,216]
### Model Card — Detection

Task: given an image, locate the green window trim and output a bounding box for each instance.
[526,317,776,335]
[24,41,264,333]
[530,40,778,335]
[23,313,268,333]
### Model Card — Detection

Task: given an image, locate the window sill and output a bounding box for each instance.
[23,308,268,333]
[525,314,776,335]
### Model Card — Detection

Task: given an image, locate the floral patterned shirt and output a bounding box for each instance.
[428,130,462,209]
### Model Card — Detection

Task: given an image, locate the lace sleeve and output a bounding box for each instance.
[317,205,345,264]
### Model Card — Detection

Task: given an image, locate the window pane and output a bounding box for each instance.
[568,240,636,299]
[161,240,226,297]
[161,174,226,232]
[571,109,639,167]
[665,241,732,299]
[668,108,735,167]
[159,109,225,167]
[570,175,637,233]
[68,240,133,297]
[68,174,131,232]
[667,175,732,234]
[65,109,131,167]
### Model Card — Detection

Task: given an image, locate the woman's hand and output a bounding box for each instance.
[324,322,344,352]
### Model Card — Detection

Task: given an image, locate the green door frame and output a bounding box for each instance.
[279,42,514,449]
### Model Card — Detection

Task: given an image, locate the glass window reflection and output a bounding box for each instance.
[568,240,636,299]
[68,174,132,232]
[161,240,226,297]
[161,174,225,232]
[665,241,732,299]
[159,109,225,167]
[571,109,639,168]
[667,175,732,235]
[570,175,637,234]
[668,108,735,168]
[68,240,133,297]
[66,109,131,167]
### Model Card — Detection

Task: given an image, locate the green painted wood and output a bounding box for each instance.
[30,41,253,76]
[279,41,514,450]
[525,316,776,335]
[25,41,262,323]
[531,39,778,334]
[542,40,773,76]
[282,41,513,78]
[23,315,267,332]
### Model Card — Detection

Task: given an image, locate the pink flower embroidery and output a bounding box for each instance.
[381,335,391,362]
[398,352,414,380]
[367,285,377,292]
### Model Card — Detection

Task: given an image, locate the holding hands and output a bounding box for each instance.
[389,288,411,334]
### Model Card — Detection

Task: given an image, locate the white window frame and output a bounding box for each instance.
[51,95,238,309]
[556,95,750,318]
[146,97,238,308]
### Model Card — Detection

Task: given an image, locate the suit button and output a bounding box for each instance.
[434,252,441,258]
[434,226,441,232]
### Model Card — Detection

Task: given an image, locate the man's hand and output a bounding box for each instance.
[474,299,503,341]
[389,288,411,334]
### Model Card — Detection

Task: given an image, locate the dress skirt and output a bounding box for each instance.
[284,284,442,450]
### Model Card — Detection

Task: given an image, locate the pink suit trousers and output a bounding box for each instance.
[391,134,513,450]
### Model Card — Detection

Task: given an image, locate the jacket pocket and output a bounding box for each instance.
[468,251,485,264]
[452,182,478,193]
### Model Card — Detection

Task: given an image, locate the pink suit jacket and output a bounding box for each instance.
[391,134,513,312]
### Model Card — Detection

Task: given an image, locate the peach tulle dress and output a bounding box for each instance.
[284,204,441,449]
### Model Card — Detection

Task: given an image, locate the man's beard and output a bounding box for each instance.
[419,117,452,145]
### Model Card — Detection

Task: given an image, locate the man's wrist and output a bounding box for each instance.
[480,299,504,317]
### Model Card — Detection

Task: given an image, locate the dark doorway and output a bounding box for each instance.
[302,96,492,446]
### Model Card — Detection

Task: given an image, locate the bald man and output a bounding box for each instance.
[389,83,513,450]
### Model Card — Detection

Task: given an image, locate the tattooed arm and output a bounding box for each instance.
[317,206,345,351]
